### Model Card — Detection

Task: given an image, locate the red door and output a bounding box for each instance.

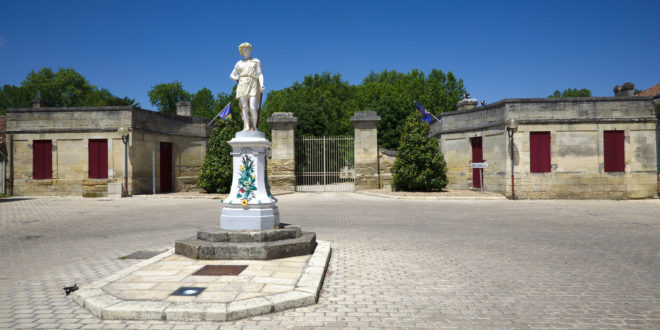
[160,142,172,192]
[89,139,108,179]
[471,137,483,189]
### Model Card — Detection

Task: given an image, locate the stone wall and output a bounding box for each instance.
[378,148,396,189]
[267,113,297,192]
[0,115,7,193]
[6,106,207,196]
[431,97,658,199]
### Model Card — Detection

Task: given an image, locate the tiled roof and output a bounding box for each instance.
[636,82,660,97]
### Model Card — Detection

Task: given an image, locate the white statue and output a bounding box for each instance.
[230,42,265,131]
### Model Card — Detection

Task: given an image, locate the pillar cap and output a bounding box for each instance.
[268,112,298,130]
[351,111,380,129]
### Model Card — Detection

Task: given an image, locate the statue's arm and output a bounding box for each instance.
[230,62,240,82]
[257,61,265,92]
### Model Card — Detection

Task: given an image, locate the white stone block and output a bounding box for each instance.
[102,300,169,320]
[266,291,315,312]
[226,297,273,321]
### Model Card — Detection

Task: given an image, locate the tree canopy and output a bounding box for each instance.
[259,72,358,138]
[391,112,448,191]
[0,67,138,115]
[261,69,466,150]
[147,81,244,128]
[357,69,465,150]
[147,81,191,114]
[198,119,239,193]
[548,88,592,98]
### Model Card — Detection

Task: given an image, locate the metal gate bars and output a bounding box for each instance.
[295,136,354,192]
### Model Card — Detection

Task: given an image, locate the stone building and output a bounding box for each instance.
[5,100,207,197]
[1,115,7,194]
[429,85,660,199]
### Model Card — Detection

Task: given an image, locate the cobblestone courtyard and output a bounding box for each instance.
[1,193,659,329]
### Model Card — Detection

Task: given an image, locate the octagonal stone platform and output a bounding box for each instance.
[72,241,331,322]
[175,226,316,260]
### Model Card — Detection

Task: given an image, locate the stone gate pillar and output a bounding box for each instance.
[351,111,381,190]
[267,112,297,192]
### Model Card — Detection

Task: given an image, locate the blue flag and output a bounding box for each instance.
[415,101,433,124]
[218,103,231,120]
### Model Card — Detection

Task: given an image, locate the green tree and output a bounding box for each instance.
[391,112,448,191]
[148,81,191,114]
[548,88,591,98]
[0,84,32,115]
[1,67,137,114]
[192,87,216,119]
[357,69,465,150]
[215,86,244,131]
[259,72,358,138]
[198,119,239,193]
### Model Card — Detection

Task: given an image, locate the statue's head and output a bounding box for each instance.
[238,42,252,57]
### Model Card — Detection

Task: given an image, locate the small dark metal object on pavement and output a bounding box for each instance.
[63,284,78,296]
[171,287,206,296]
[192,265,248,276]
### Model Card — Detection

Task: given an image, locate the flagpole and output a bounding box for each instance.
[207,102,231,127]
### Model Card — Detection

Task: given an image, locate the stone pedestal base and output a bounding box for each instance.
[175,226,316,260]
[220,204,279,230]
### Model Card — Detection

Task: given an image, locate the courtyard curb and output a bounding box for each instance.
[72,241,331,322]
[130,191,295,200]
[355,190,507,200]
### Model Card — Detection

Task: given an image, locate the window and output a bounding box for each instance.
[604,130,625,172]
[88,139,108,179]
[33,140,52,179]
[530,132,551,173]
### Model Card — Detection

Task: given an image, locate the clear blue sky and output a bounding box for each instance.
[2,0,659,111]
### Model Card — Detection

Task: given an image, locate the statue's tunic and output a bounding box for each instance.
[235,58,261,99]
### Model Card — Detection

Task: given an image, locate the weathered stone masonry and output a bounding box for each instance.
[267,112,297,192]
[6,104,207,196]
[430,96,659,199]
[351,111,381,190]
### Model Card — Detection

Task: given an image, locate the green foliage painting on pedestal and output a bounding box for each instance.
[391,112,448,191]
[236,154,257,205]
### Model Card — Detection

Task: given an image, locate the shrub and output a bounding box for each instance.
[198,120,238,193]
[391,112,448,191]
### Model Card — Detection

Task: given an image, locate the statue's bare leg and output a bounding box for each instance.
[249,95,259,131]
[240,97,250,131]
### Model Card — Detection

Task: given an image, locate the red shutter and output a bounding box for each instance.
[32,141,42,179]
[88,139,108,179]
[33,140,52,179]
[604,131,625,172]
[530,132,551,173]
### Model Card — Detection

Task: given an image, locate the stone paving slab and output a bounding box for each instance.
[2,194,660,328]
[72,241,331,322]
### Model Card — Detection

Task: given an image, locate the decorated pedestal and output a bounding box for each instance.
[220,131,279,230]
[175,130,316,260]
